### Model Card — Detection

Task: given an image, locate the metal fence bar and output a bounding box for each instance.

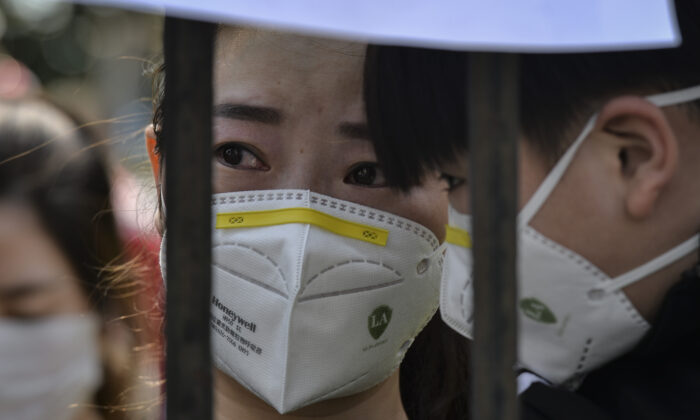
[163,17,215,420]
[469,52,519,420]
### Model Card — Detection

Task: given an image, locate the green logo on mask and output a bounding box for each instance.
[520,298,557,324]
[368,305,392,339]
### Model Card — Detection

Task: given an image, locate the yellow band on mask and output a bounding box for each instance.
[445,225,471,248]
[216,208,388,246]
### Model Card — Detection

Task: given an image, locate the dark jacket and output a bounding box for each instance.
[521,264,700,420]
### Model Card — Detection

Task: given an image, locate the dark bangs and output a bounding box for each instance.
[364,45,468,191]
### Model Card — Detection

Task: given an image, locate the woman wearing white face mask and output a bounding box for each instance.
[0,99,155,420]
[148,27,470,420]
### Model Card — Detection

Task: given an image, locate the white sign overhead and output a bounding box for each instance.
[66,0,679,52]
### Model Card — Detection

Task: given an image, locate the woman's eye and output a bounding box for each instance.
[440,173,467,191]
[214,143,269,171]
[344,163,387,188]
[8,311,46,321]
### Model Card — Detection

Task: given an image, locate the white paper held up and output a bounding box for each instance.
[63,0,679,52]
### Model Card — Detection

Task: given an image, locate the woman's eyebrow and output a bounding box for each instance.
[338,122,370,141]
[214,103,283,125]
[0,281,55,300]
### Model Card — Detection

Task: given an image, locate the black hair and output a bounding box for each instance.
[364,46,467,190]
[399,314,471,419]
[364,0,700,189]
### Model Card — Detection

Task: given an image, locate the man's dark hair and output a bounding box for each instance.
[364,0,700,190]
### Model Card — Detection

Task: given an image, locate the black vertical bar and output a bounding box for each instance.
[163,17,215,420]
[468,52,519,420]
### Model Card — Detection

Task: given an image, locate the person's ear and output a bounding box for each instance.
[145,124,161,188]
[595,96,679,220]
[146,125,166,234]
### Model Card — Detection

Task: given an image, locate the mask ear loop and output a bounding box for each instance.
[515,84,700,297]
[591,236,700,299]
[585,84,700,298]
[697,229,700,270]
[160,185,167,217]
[646,85,700,106]
[517,115,597,230]
[159,232,168,287]
[696,230,700,278]
[419,241,449,275]
[518,84,700,231]
[432,241,448,260]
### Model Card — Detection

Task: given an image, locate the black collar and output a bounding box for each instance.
[627,263,700,359]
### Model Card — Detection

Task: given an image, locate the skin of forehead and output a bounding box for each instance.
[216,27,364,69]
[214,27,365,114]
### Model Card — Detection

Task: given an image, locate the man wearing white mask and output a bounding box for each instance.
[364,1,700,418]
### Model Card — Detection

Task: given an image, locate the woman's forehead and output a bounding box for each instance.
[215,27,365,80]
[213,27,366,117]
[217,26,363,56]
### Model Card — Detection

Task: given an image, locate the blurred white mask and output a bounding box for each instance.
[439,204,474,339]
[0,314,102,420]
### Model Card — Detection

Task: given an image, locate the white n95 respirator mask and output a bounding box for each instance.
[161,189,444,413]
[0,315,103,420]
[517,84,700,387]
[439,204,474,339]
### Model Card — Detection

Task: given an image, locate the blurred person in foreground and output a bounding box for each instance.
[0,97,158,420]
[364,1,700,419]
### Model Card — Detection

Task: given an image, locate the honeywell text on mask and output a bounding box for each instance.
[212,318,263,356]
[211,295,263,357]
[212,296,257,333]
